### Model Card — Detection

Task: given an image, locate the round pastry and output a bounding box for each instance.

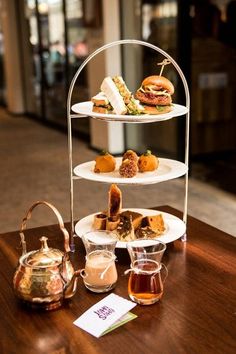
[93,213,107,230]
[119,159,138,178]
[94,151,116,173]
[122,149,139,163]
[138,150,159,172]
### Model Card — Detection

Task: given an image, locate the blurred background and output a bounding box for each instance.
[0,0,236,234]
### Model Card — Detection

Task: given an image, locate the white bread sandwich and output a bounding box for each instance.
[101,77,127,115]
[92,76,144,115]
[91,92,113,114]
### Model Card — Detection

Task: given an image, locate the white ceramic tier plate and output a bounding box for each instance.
[75,208,186,248]
[73,157,188,185]
[71,101,188,123]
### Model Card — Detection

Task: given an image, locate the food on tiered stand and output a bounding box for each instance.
[90,63,176,116]
[138,150,159,172]
[92,184,165,241]
[120,210,143,230]
[122,149,139,163]
[93,149,159,178]
[136,214,165,239]
[119,149,139,178]
[108,183,122,217]
[91,93,113,114]
[135,75,174,114]
[106,216,120,231]
[119,149,159,177]
[93,213,107,230]
[91,76,144,115]
[94,151,116,173]
[116,214,135,241]
[119,159,138,178]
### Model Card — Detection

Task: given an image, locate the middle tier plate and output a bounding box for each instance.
[73,157,188,185]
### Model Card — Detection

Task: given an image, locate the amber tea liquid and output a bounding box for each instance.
[128,260,163,305]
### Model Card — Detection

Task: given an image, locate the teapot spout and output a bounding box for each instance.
[63,270,80,299]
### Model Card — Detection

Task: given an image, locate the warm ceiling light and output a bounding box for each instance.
[38,2,49,14]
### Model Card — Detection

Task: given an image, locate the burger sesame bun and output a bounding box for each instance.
[143,105,173,115]
[142,75,174,95]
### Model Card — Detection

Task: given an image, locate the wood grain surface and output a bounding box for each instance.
[0,206,235,354]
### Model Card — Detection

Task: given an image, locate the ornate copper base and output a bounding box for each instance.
[21,299,63,311]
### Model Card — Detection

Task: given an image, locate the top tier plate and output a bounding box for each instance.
[71,101,188,123]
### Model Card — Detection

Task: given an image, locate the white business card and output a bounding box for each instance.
[73,293,137,338]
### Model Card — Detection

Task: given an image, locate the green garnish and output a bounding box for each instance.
[100,150,109,156]
[156,105,171,111]
[156,106,165,112]
[144,150,152,156]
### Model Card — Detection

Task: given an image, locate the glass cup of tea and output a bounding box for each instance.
[125,239,168,305]
[81,230,118,293]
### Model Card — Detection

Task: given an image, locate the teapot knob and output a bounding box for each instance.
[40,236,49,251]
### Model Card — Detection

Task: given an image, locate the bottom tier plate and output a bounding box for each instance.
[75,208,186,248]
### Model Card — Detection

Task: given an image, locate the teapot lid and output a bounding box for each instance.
[21,236,64,268]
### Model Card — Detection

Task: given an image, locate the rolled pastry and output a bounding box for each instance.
[108,184,122,217]
[106,216,120,231]
[93,213,107,230]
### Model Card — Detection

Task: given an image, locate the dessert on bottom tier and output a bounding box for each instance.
[92,184,165,242]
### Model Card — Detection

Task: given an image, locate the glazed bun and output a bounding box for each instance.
[142,75,174,95]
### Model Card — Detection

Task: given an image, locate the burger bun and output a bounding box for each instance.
[143,105,172,115]
[142,75,174,95]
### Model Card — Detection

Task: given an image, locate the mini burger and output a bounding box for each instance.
[91,76,144,115]
[135,75,174,114]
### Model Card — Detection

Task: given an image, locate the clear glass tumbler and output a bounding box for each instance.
[126,239,168,305]
[81,230,118,293]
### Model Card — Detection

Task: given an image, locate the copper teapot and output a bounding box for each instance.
[13,201,80,310]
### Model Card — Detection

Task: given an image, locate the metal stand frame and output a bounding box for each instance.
[67,39,190,250]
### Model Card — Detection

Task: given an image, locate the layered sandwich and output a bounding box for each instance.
[91,92,112,114]
[135,75,174,114]
[91,76,144,115]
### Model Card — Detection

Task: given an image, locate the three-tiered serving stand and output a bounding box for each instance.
[67,39,190,251]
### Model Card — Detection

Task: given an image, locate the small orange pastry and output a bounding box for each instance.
[138,150,159,172]
[94,151,116,173]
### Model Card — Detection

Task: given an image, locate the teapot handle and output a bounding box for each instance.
[19,201,70,255]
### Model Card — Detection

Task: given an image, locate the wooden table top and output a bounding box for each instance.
[0,206,235,354]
